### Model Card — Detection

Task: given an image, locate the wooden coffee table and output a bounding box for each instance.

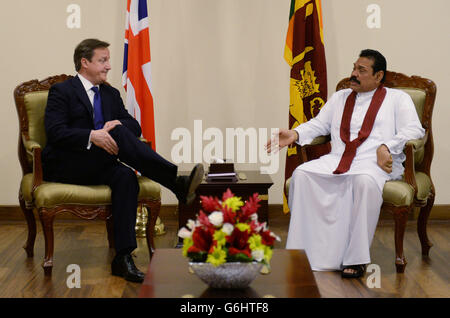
[138,249,321,298]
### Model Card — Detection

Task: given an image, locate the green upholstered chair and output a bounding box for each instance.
[14,75,162,275]
[286,71,436,273]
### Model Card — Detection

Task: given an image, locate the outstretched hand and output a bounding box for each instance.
[265,128,298,154]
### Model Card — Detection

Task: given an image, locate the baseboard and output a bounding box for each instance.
[1,204,449,221]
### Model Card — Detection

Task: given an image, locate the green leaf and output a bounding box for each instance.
[188,252,207,262]
[227,253,252,263]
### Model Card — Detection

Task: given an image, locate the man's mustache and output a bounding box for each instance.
[350,76,360,84]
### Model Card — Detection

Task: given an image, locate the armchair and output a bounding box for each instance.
[286,71,436,273]
[14,75,162,275]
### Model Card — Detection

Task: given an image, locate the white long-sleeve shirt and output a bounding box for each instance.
[294,87,425,191]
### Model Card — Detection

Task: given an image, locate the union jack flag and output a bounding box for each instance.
[123,0,156,150]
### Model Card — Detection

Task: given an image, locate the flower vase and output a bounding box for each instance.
[189,262,263,289]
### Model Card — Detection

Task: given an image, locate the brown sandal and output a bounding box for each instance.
[341,264,367,278]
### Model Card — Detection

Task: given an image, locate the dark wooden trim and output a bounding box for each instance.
[2,204,449,221]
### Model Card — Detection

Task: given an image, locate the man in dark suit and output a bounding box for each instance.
[42,38,204,283]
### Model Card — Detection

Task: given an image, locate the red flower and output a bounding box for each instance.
[239,193,261,222]
[187,245,204,253]
[228,247,252,258]
[260,230,276,246]
[192,227,213,251]
[221,205,236,224]
[226,227,250,250]
[199,195,222,212]
[249,220,261,234]
[222,188,235,201]
[197,210,212,228]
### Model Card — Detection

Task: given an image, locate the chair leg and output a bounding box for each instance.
[393,207,410,273]
[144,200,161,260]
[39,208,56,276]
[19,192,36,257]
[417,192,434,256]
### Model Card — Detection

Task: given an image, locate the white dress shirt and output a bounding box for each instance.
[77,73,99,149]
[294,87,425,191]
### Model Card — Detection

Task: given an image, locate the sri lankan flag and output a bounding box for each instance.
[283,0,328,213]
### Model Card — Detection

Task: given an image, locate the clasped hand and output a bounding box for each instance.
[90,120,122,155]
[377,144,393,174]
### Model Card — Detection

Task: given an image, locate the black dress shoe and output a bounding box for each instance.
[175,163,204,205]
[111,254,145,283]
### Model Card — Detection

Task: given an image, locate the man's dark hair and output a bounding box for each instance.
[359,49,387,83]
[74,39,110,71]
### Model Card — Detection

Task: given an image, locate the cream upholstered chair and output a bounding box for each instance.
[286,71,436,273]
[14,75,162,275]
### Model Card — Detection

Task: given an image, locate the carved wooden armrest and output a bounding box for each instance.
[300,135,331,163]
[22,136,43,191]
[305,135,331,146]
[403,142,418,197]
[403,132,428,196]
[405,138,425,152]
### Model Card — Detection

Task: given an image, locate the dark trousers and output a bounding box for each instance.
[43,125,177,254]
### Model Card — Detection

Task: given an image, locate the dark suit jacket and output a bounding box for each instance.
[42,75,141,181]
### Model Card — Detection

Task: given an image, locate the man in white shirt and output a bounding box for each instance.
[266,49,424,278]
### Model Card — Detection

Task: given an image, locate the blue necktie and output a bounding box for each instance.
[91,86,104,129]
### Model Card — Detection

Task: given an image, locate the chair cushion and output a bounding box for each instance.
[30,175,160,209]
[415,172,432,201]
[20,173,34,205]
[398,87,426,122]
[24,91,49,165]
[382,180,415,207]
[382,172,431,206]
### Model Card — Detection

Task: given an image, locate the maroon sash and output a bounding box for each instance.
[333,85,386,174]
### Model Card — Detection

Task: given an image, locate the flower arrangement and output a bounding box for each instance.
[178,189,280,267]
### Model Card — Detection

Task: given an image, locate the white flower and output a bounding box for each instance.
[222,223,234,235]
[208,211,224,227]
[270,232,281,242]
[177,227,192,239]
[186,219,196,230]
[250,213,258,221]
[261,222,268,231]
[251,249,264,262]
[252,222,264,233]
